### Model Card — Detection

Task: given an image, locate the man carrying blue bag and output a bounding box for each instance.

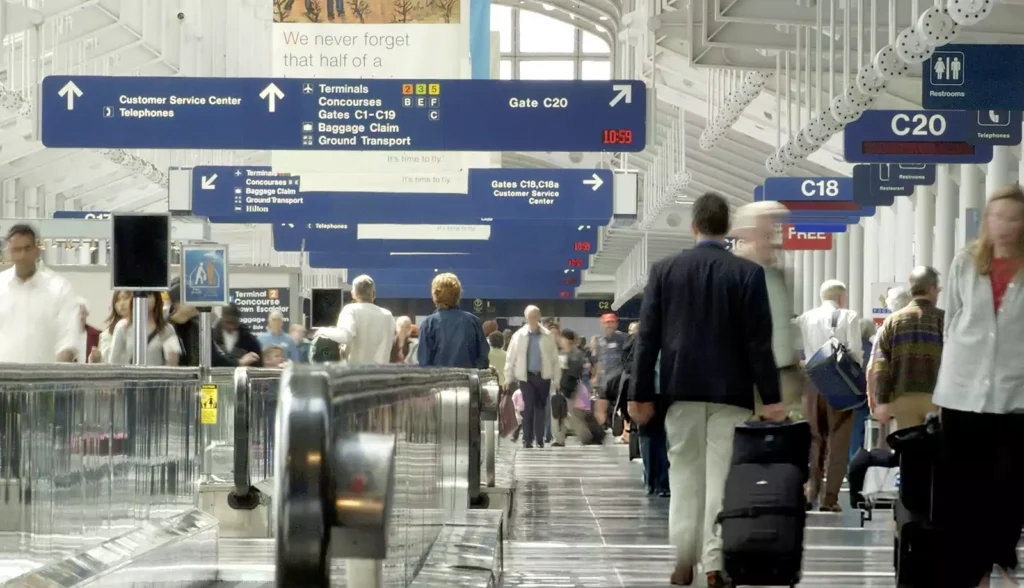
[795,279,865,512]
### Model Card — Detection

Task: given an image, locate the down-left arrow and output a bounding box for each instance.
[201,174,218,190]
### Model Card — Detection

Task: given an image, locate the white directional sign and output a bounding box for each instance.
[200,174,218,190]
[583,174,604,191]
[58,81,82,110]
[259,83,284,113]
[610,84,633,107]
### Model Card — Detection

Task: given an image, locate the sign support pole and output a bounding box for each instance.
[199,307,213,374]
[132,293,149,366]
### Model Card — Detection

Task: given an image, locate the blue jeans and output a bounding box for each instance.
[640,426,669,493]
[848,403,871,463]
[326,0,344,18]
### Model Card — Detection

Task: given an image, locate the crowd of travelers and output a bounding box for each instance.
[3,182,1023,587]
[626,188,1024,587]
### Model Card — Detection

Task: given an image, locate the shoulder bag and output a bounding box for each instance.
[804,310,867,411]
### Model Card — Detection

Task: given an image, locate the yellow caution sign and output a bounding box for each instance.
[201,384,218,425]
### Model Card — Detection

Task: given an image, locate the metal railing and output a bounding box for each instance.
[0,364,202,583]
[274,364,496,588]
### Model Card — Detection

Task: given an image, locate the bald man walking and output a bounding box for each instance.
[505,306,561,449]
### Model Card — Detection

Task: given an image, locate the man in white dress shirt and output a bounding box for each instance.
[0,224,79,363]
[323,275,396,364]
[794,279,865,512]
[0,225,79,479]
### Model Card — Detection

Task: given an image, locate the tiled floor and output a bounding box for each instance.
[498,439,1022,588]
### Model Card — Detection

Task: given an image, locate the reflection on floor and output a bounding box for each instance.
[499,439,1022,588]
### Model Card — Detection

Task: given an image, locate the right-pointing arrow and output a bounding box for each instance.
[609,84,632,107]
[582,173,604,191]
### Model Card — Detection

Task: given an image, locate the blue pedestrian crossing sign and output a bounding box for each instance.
[181,244,229,307]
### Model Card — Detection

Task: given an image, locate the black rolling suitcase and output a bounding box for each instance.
[578,411,606,445]
[717,420,812,587]
[888,415,944,588]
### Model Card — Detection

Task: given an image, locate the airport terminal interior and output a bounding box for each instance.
[1,0,1024,586]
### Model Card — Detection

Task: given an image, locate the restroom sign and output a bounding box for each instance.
[782,224,833,251]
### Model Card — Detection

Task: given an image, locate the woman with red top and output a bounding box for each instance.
[932,184,1024,588]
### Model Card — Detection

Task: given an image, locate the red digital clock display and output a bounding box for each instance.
[563,278,578,285]
[568,258,584,268]
[861,141,975,156]
[603,129,633,145]
[573,242,592,252]
[559,291,572,298]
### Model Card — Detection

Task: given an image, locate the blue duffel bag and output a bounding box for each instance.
[804,310,866,411]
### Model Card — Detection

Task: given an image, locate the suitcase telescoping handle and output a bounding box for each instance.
[746,413,805,425]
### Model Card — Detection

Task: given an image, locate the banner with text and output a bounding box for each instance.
[870,282,903,326]
[271,0,472,192]
[229,287,291,333]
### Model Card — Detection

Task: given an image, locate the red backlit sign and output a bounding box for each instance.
[602,129,633,145]
[782,224,834,251]
[567,258,584,268]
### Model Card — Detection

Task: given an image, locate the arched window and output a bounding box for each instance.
[490,5,611,81]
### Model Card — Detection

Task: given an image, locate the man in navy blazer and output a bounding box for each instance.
[628,192,784,588]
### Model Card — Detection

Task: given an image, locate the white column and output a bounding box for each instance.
[862,216,880,318]
[802,250,815,312]
[960,164,985,250]
[824,245,837,281]
[812,250,825,295]
[836,231,850,286]
[914,184,935,268]
[848,224,864,318]
[877,206,897,282]
[895,196,915,282]
[791,250,804,313]
[934,164,958,306]
[986,145,1012,200]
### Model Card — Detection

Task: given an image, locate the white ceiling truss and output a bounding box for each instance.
[2,0,1020,301]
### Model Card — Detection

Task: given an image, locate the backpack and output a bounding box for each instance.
[310,334,342,363]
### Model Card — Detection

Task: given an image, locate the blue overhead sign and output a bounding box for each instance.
[874,163,936,186]
[375,282,578,300]
[793,224,847,233]
[349,268,582,288]
[851,164,935,208]
[843,110,1000,164]
[273,221,599,254]
[310,251,592,271]
[922,44,1024,111]
[763,177,854,202]
[181,245,229,307]
[42,76,647,152]
[53,211,111,219]
[191,166,614,223]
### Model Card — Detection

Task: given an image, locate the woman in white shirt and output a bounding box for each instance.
[108,291,181,366]
[932,186,1024,588]
[96,291,132,363]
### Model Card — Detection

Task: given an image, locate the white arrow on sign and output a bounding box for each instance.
[582,173,604,191]
[609,84,632,107]
[259,83,285,113]
[200,174,218,190]
[58,81,83,110]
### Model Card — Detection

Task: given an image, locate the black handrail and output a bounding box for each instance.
[228,366,282,509]
[275,364,487,588]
